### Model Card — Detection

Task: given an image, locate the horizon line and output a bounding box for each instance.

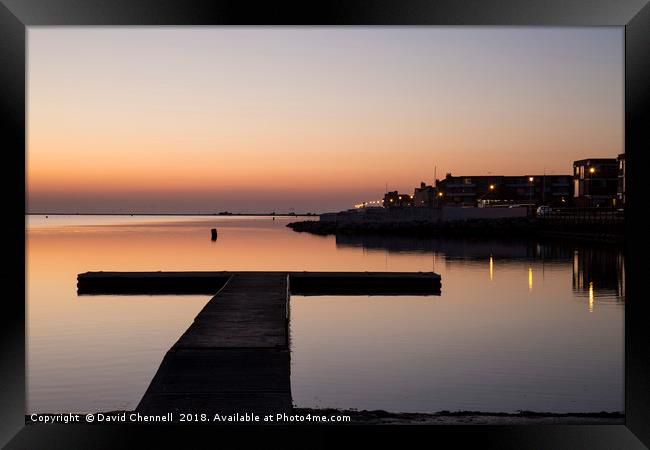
[25,212,321,216]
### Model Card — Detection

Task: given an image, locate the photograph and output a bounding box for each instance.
[24,26,626,425]
[2,1,648,446]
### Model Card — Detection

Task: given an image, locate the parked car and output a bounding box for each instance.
[536,206,552,217]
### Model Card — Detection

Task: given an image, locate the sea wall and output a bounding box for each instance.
[320,207,528,224]
[288,215,624,244]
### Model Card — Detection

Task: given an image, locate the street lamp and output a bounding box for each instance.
[479,185,496,206]
[435,191,444,207]
[528,176,534,203]
[588,167,596,206]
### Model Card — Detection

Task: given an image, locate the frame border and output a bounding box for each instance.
[2,1,648,447]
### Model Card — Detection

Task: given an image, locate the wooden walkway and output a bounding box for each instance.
[136,273,291,415]
[77,270,441,416]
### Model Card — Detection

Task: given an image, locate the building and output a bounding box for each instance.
[573,158,618,207]
[383,191,414,207]
[539,174,572,205]
[435,173,572,207]
[616,153,625,207]
[435,174,485,206]
[412,182,438,207]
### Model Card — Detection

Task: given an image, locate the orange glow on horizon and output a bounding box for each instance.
[26,28,624,212]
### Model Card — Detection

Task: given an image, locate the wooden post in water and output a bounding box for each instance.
[211,228,218,240]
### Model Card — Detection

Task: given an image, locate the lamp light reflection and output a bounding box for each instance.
[489,256,493,280]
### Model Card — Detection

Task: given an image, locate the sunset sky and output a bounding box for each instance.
[27,27,623,213]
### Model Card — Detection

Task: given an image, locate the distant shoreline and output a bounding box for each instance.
[25,212,319,217]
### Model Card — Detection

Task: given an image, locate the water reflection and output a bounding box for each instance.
[27,216,625,414]
[335,234,625,305]
[489,256,493,281]
[572,247,625,302]
[335,234,576,262]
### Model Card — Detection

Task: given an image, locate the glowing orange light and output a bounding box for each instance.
[489,256,494,280]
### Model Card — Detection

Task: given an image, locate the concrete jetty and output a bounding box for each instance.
[76,270,441,416]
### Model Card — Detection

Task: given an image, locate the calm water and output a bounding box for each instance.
[26,215,624,414]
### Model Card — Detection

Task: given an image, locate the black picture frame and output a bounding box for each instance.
[1,1,647,448]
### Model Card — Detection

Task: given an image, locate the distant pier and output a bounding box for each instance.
[77,270,441,415]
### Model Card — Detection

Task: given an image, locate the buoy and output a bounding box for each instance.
[211,228,218,240]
